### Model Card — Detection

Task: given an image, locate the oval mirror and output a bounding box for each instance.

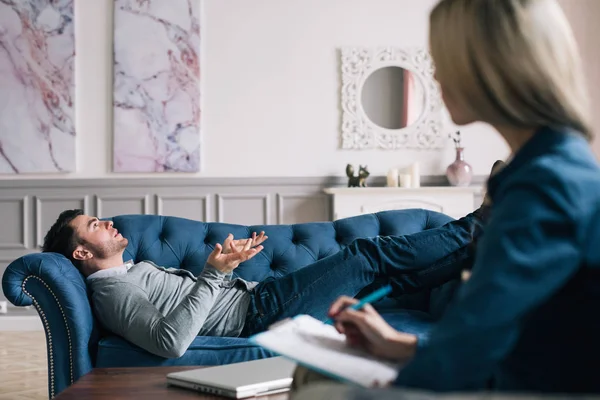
[360,66,424,130]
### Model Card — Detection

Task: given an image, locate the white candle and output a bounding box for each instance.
[399,173,412,188]
[386,168,399,187]
[411,162,421,188]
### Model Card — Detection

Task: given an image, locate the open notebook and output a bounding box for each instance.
[249,315,402,388]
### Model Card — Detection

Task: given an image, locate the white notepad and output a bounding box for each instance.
[249,315,402,388]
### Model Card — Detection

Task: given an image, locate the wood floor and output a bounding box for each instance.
[0,331,48,400]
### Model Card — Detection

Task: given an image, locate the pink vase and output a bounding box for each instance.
[446,147,472,186]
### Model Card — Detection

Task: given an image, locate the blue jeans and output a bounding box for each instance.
[241,212,483,336]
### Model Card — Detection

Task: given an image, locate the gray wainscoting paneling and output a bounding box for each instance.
[157,194,210,222]
[0,196,28,250]
[217,194,270,225]
[35,195,89,248]
[276,193,330,225]
[0,175,485,308]
[96,194,150,219]
[0,258,13,304]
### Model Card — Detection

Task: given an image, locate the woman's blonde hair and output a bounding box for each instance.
[429,0,592,139]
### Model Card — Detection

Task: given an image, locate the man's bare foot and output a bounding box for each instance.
[463,160,507,280]
[474,160,506,221]
[482,160,507,207]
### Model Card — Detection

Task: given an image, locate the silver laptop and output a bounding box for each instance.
[166,357,296,398]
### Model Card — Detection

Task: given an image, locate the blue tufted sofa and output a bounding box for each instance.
[2,209,461,399]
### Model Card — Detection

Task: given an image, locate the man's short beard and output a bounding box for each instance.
[84,238,128,259]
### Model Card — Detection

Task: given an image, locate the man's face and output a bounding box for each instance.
[70,215,128,261]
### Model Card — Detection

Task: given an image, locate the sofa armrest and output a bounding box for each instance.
[2,252,99,399]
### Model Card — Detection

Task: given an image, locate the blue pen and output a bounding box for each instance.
[324,284,393,325]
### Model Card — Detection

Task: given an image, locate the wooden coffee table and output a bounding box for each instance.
[55,367,290,399]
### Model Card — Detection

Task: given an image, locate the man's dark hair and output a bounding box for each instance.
[42,209,84,266]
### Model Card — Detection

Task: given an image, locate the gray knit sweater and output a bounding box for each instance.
[87,261,257,358]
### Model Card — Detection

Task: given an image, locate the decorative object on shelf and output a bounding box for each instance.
[410,162,421,188]
[340,47,445,150]
[0,0,75,173]
[386,168,399,187]
[446,131,473,186]
[113,0,200,172]
[399,173,412,188]
[346,164,370,187]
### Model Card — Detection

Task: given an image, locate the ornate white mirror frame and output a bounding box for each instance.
[340,47,445,150]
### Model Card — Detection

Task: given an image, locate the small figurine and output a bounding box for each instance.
[346,164,370,187]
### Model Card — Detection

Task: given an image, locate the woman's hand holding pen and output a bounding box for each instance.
[329,296,418,362]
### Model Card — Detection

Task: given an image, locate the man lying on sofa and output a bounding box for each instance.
[41,184,494,359]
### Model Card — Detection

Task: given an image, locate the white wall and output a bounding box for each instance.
[20,0,600,180]
[202,0,508,178]
[558,0,600,156]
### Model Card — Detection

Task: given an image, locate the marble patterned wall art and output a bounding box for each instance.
[0,0,75,173]
[113,0,200,172]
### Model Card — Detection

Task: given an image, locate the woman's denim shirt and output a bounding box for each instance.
[396,127,600,393]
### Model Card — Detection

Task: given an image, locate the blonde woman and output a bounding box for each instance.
[307,0,600,394]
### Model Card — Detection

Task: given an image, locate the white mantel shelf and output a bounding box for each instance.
[323,187,482,195]
[324,186,482,220]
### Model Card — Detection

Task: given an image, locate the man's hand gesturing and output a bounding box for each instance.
[207,233,265,274]
[222,231,268,255]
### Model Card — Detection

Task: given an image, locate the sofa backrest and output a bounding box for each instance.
[111,209,453,282]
